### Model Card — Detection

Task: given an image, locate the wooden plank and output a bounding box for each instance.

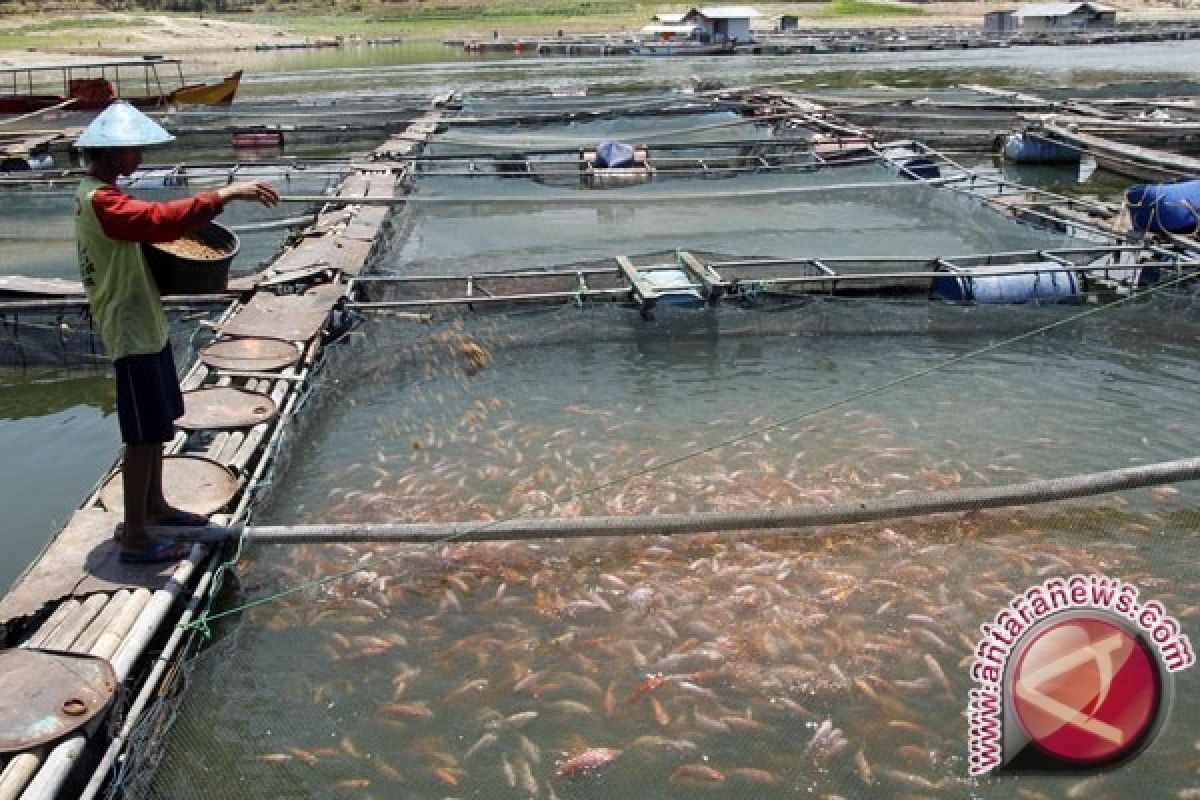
[0,132,62,157]
[352,206,390,228]
[336,174,370,197]
[678,250,724,289]
[342,221,383,242]
[615,255,651,301]
[365,173,397,198]
[270,234,371,275]
[1042,123,1200,173]
[0,510,184,629]
[0,276,85,298]
[219,283,341,341]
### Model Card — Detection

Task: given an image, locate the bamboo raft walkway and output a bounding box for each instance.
[0,104,443,800]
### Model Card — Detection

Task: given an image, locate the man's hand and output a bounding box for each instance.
[218,181,280,207]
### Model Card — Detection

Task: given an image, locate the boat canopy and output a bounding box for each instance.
[0,56,187,77]
[0,57,185,100]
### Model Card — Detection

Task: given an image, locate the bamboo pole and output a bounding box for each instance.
[21,599,79,648]
[39,594,109,650]
[162,456,1200,546]
[0,751,44,800]
[73,591,131,654]
[89,589,153,660]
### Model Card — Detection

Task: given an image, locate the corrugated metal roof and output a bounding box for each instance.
[1016,2,1114,16]
[692,6,762,18]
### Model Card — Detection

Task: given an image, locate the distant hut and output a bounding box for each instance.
[681,6,762,43]
[640,13,703,42]
[983,10,1018,33]
[1015,2,1117,31]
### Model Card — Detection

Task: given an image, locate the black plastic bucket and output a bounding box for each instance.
[142,221,239,295]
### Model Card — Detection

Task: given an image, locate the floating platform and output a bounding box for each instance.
[347,243,1188,316]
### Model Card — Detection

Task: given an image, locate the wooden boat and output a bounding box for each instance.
[0,58,240,114]
[1036,121,1200,182]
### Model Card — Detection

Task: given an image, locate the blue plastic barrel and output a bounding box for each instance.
[933,263,1080,305]
[879,146,941,180]
[1002,133,1080,164]
[642,268,705,309]
[1127,178,1200,234]
[595,141,636,169]
[899,157,940,180]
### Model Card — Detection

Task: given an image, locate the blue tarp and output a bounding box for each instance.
[595,141,636,169]
[1127,178,1200,234]
[1003,133,1080,164]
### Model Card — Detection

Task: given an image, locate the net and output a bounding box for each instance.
[111,295,1200,800]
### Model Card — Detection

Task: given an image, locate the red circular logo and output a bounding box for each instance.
[1011,616,1160,765]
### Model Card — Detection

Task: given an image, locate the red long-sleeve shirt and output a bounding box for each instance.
[91,186,225,243]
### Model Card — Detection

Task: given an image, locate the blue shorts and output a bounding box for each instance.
[114,345,183,445]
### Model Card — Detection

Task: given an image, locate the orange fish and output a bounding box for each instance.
[669,764,725,785]
[555,748,622,777]
[626,673,669,703]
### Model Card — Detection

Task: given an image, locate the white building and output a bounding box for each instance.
[681,6,762,43]
[641,13,702,42]
[1015,2,1117,31]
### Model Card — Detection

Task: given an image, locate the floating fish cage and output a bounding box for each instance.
[5,85,1200,800]
[348,244,1181,319]
[132,282,1200,800]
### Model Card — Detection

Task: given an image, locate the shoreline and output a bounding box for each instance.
[2,6,1198,66]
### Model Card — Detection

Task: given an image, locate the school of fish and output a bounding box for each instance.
[158,330,1200,800]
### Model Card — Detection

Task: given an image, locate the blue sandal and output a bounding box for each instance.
[119,540,191,565]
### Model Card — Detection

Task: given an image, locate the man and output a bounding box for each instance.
[75,101,280,564]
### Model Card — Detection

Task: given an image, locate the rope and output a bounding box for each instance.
[183,263,1200,630]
